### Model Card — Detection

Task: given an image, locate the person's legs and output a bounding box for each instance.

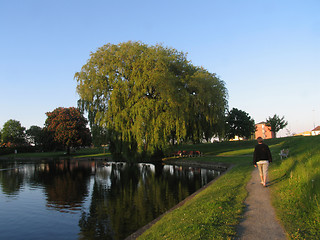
[262,162,269,186]
[257,163,264,184]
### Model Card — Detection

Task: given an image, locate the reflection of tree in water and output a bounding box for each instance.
[0,162,24,196]
[0,160,92,208]
[79,180,115,240]
[0,159,218,239]
[79,163,140,240]
[35,160,92,212]
[78,163,206,240]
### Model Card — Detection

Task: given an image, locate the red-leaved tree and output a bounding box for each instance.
[45,107,92,154]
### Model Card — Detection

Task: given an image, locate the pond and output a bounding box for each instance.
[0,159,223,240]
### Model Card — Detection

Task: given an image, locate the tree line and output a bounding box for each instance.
[0,108,287,157]
[0,107,91,155]
[1,41,288,159]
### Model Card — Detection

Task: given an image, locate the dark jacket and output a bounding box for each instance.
[253,143,272,165]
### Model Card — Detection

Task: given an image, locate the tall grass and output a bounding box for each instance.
[269,136,320,239]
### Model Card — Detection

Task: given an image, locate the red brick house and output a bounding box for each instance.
[311,126,320,136]
[255,122,274,139]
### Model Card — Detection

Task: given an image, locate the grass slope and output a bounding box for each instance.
[139,136,320,239]
[269,136,320,239]
[139,164,251,240]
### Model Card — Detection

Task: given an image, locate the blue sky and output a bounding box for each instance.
[1,0,319,137]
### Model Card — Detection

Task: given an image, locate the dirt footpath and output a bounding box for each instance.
[236,168,287,240]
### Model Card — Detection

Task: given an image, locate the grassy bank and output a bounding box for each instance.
[269,136,320,239]
[139,162,252,239]
[139,136,320,239]
[139,139,260,239]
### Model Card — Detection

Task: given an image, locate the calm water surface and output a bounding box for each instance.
[0,159,222,239]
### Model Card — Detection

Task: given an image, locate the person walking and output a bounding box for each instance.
[253,137,272,187]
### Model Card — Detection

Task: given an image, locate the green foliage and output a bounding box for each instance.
[266,114,288,138]
[90,125,108,147]
[75,41,227,160]
[45,107,92,153]
[225,108,255,140]
[40,127,64,152]
[26,125,43,146]
[78,99,108,147]
[1,119,26,146]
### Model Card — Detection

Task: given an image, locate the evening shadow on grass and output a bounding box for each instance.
[267,173,287,187]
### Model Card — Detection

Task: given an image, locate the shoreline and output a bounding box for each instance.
[126,160,233,240]
[163,158,230,171]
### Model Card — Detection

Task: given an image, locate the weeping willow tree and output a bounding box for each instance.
[75,41,227,160]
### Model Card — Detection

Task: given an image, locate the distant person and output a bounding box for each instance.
[253,137,272,187]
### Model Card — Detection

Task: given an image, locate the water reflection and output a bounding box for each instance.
[0,159,221,240]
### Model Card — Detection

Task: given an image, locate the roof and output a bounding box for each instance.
[294,131,311,136]
[311,126,320,131]
[255,122,271,126]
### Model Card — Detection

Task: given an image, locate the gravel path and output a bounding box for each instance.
[236,168,287,240]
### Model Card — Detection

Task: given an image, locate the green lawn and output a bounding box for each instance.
[139,136,320,240]
[269,136,320,239]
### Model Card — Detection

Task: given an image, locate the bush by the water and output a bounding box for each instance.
[0,146,39,156]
